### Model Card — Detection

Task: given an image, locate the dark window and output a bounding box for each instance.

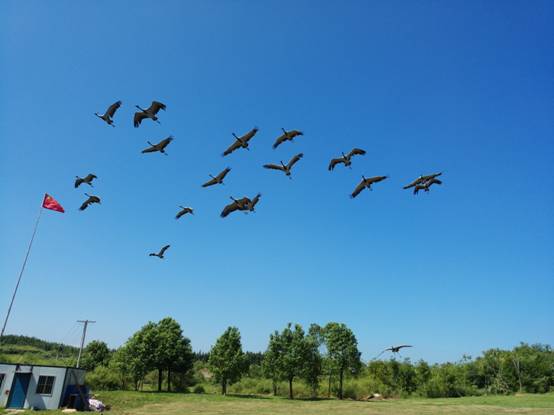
[0,373,4,388]
[36,376,55,395]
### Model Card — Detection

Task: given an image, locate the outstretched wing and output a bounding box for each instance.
[287,130,303,138]
[350,180,366,198]
[84,173,97,182]
[147,101,166,114]
[263,163,285,171]
[142,145,157,153]
[106,101,122,118]
[223,140,242,156]
[250,193,261,210]
[220,201,240,218]
[202,177,218,187]
[79,200,89,211]
[217,167,231,181]
[159,245,170,256]
[367,175,388,184]
[328,158,344,171]
[74,177,84,188]
[158,137,173,150]
[134,112,148,128]
[286,153,303,169]
[272,133,288,149]
[397,345,413,350]
[240,127,259,143]
[348,148,366,158]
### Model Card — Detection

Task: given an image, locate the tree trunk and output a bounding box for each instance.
[288,377,294,399]
[272,380,277,396]
[167,368,171,392]
[158,368,163,392]
[328,373,332,398]
[222,379,227,395]
[338,368,344,400]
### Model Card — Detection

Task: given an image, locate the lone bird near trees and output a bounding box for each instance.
[350,175,388,198]
[403,172,442,190]
[175,206,194,219]
[202,167,231,187]
[142,136,174,155]
[79,193,101,211]
[95,101,121,127]
[133,101,166,127]
[223,127,259,156]
[413,177,442,195]
[263,153,304,178]
[328,148,366,171]
[74,174,97,188]
[149,245,170,259]
[373,345,413,360]
[272,128,304,149]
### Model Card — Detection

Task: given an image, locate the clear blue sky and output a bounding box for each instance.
[1,1,552,363]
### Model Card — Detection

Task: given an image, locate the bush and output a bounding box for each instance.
[86,366,120,391]
[193,385,205,394]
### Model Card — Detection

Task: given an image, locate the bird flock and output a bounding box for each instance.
[81,100,444,259]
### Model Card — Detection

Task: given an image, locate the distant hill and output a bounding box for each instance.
[0,335,79,366]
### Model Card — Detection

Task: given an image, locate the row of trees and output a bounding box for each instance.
[77,317,554,399]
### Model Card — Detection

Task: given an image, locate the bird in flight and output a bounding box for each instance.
[175,206,194,219]
[328,148,366,171]
[223,127,259,156]
[142,136,174,155]
[134,101,166,127]
[79,193,101,211]
[263,153,304,178]
[220,193,261,217]
[373,345,413,360]
[149,245,170,259]
[74,174,97,188]
[403,172,442,190]
[95,101,122,127]
[272,128,304,149]
[245,193,261,213]
[350,175,388,198]
[413,177,442,195]
[202,167,231,188]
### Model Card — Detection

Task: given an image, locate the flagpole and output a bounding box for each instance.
[0,204,44,340]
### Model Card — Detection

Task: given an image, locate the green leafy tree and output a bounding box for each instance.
[263,332,282,395]
[81,340,111,371]
[322,322,361,399]
[125,321,158,390]
[208,326,247,395]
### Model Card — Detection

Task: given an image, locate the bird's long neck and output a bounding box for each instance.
[136,105,146,112]
[147,141,153,146]
[209,174,215,179]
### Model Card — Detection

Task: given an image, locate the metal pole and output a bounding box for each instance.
[76,320,95,368]
[0,206,44,340]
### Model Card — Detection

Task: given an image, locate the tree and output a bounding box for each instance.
[154,317,193,392]
[124,321,158,390]
[81,340,111,371]
[208,327,247,395]
[263,331,282,396]
[322,322,361,399]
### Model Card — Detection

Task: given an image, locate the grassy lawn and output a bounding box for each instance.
[4,391,554,415]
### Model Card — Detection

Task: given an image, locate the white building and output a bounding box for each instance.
[0,363,87,410]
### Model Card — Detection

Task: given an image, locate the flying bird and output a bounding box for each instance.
[220,196,251,218]
[272,128,304,149]
[134,101,166,127]
[202,167,231,187]
[141,136,174,155]
[263,153,304,178]
[79,193,101,211]
[175,206,194,219]
[403,172,442,190]
[223,127,259,156]
[413,178,442,195]
[149,244,170,259]
[373,345,413,360]
[328,148,366,171]
[95,101,122,127]
[350,175,388,198]
[74,174,97,188]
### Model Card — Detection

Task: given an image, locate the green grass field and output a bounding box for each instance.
[3,391,554,415]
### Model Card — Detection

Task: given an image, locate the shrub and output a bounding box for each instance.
[193,385,205,394]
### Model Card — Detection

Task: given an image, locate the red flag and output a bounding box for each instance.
[42,193,65,213]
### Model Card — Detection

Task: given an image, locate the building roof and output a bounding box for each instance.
[0,362,86,370]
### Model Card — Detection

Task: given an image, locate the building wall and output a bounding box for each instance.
[0,364,80,410]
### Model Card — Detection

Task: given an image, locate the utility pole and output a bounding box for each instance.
[76,320,95,368]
